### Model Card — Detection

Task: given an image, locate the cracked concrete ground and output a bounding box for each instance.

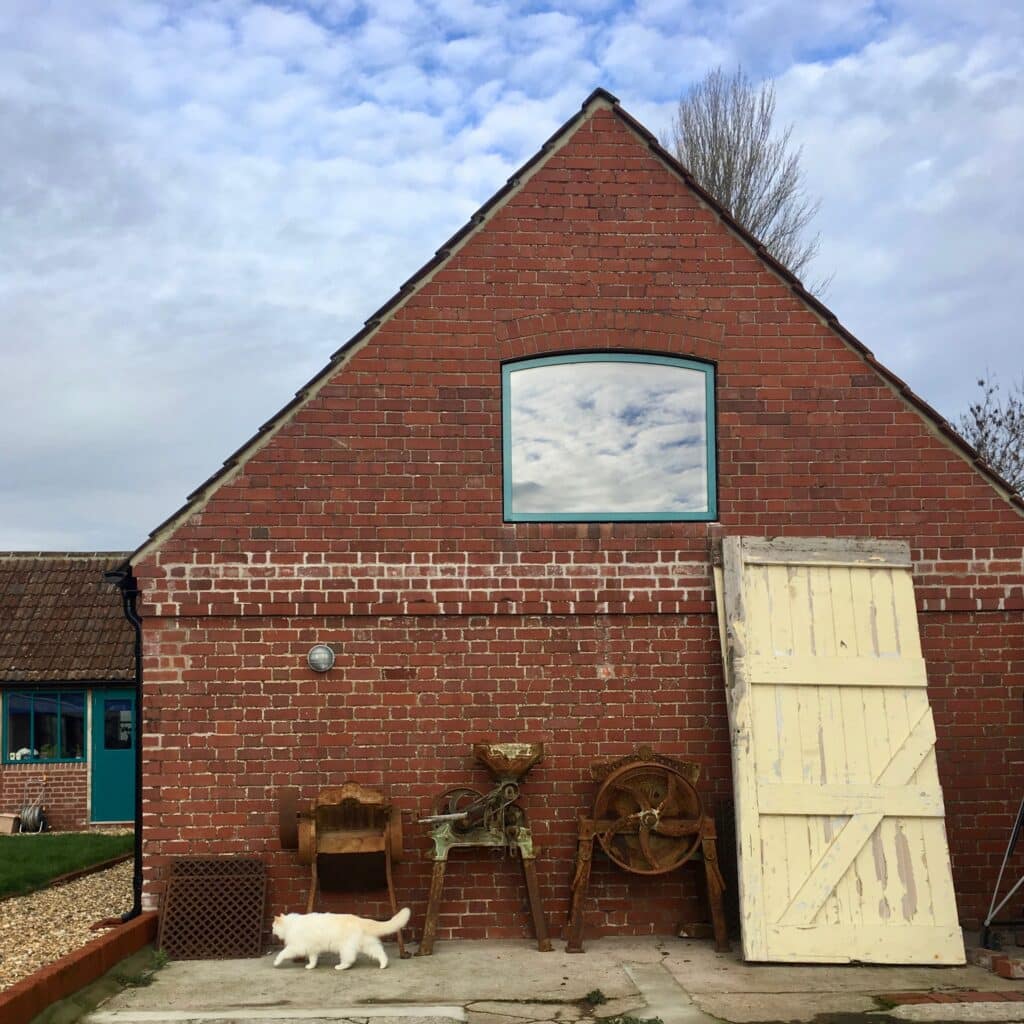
[82,938,1024,1024]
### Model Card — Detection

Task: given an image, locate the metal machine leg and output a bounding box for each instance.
[983,794,1024,948]
[520,854,553,952]
[566,823,596,952]
[416,858,448,956]
[701,826,729,953]
[385,831,410,958]
[306,856,319,913]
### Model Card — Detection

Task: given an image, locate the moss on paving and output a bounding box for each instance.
[30,947,161,1024]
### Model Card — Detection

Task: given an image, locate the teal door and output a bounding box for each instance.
[90,689,135,823]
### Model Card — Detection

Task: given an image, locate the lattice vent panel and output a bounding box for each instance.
[158,856,267,959]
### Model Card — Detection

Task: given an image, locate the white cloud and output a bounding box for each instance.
[509,360,710,514]
[774,16,1024,415]
[599,23,728,94]
[240,5,328,53]
[0,0,1021,547]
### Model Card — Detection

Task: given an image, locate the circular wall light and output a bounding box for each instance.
[307,644,336,673]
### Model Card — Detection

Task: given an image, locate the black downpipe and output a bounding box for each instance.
[105,567,143,922]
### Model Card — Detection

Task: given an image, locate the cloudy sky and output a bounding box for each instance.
[1,0,1020,551]
[508,358,710,516]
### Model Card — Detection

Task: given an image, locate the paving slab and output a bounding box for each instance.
[889,1004,1024,1022]
[591,999,648,1018]
[693,992,882,1022]
[467,1004,591,1021]
[82,937,1024,1024]
[623,962,718,1023]
[89,941,645,1015]
[90,1014,460,1023]
[465,1013,525,1024]
[657,942,1019,996]
[467,1004,579,1021]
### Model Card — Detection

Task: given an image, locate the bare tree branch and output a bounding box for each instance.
[958,375,1024,493]
[663,67,826,291]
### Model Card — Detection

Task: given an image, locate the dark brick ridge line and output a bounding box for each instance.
[0,551,132,559]
[0,851,133,904]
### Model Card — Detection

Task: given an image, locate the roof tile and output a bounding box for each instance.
[0,553,134,682]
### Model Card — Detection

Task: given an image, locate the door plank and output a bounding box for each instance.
[735,655,928,686]
[765,924,966,964]
[876,710,936,786]
[719,544,769,960]
[778,812,884,926]
[757,784,945,817]
[738,537,912,568]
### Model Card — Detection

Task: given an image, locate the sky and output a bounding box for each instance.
[509,359,709,515]
[0,0,1021,551]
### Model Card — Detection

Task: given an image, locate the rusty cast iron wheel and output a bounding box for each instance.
[278,787,299,851]
[594,761,703,875]
[435,787,483,834]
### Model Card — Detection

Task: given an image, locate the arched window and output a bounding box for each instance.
[502,353,716,521]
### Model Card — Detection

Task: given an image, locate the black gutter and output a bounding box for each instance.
[104,566,143,922]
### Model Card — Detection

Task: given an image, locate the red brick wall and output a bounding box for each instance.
[140,613,729,940]
[0,762,88,831]
[923,613,1024,926]
[134,102,1024,936]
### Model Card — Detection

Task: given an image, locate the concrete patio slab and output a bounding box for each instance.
[89,1012,464,1023]
[81,937,1024,1024]
[889,1006,1024,1022]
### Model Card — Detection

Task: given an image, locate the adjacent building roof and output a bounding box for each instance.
[0,553,134,682]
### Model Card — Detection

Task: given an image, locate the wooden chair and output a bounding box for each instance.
[280,782,408,957]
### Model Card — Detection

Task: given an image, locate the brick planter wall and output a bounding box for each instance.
[133,100,1024,937]
[0,912,157,1024]
[0,762,88,831]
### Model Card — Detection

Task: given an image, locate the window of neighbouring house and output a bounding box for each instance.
[103,698,132,750]
[3,691,86,763]
[502,353,717,521]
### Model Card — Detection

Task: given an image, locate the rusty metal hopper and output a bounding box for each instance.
[472,742,544,781]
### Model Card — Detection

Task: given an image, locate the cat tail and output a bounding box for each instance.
[364,907,411,936]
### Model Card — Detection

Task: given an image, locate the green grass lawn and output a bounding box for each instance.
[0,832,134,899]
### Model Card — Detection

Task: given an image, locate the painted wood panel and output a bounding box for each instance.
[716,538,964,964]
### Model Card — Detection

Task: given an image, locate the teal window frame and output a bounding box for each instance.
[502,352,717,522]
[2,689,88,765]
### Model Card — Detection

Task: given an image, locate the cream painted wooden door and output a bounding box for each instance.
[715,537,964,964]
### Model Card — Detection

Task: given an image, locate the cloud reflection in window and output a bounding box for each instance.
[507,357,712,517]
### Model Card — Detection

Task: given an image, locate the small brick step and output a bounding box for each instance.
[968,945,1024,979]
[993,955,1024,980]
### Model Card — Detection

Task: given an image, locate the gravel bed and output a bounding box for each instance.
[0,859,133,991]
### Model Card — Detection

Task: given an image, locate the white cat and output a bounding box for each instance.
[272,907,410,971]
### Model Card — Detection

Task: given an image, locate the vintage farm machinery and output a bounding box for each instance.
[279,782,408,957]
[566,747,728,953]
[416,741,552,955]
